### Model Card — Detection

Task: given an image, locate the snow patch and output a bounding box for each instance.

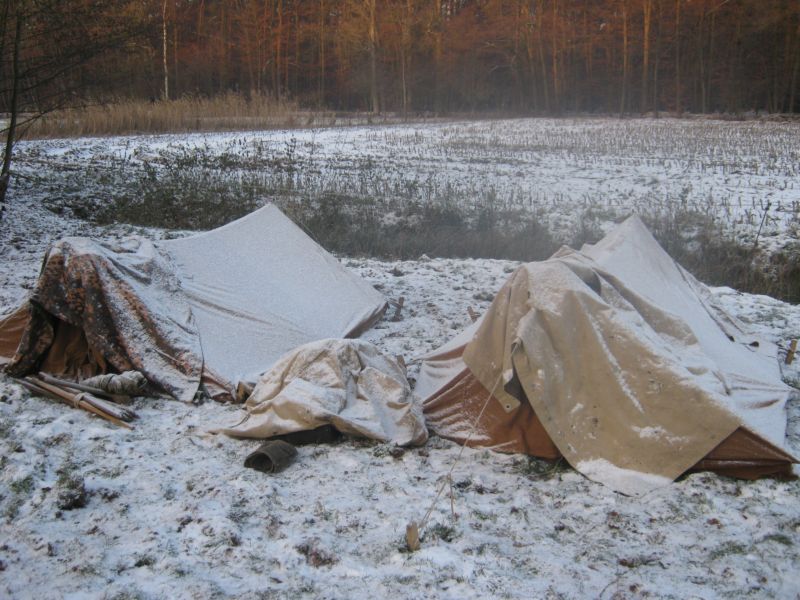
[576,458,675,496]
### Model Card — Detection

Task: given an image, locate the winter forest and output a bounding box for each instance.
[2,0,800,116]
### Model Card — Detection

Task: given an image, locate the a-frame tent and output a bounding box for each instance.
[0,205,387,402]
[417,216,796,495]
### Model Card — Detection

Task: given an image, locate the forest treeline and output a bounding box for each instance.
[2,0,800,116]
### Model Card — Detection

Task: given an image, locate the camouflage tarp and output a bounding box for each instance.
[3,237,204,402]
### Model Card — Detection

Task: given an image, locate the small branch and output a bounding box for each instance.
[753,200,771,250]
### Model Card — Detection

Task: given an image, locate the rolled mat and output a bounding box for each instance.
[243,440,298,474]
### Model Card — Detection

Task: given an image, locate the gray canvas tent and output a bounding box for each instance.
[0,205,387,402]
[417,216,796,495]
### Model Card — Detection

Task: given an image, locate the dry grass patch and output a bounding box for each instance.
[25,94,305,138]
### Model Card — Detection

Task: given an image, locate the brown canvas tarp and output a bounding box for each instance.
[418,216,796,495]
[0,304,29,369]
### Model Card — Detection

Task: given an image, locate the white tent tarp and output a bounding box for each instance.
[1,205,387,402]
[162,205,387,387]
[218,338,428,446]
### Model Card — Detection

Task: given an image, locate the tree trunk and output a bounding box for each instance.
[537,12,550,112]
[434,5,443,114]
[367,0,379,113]
[219,2,227,93]
[275,0,282,99]
[674,0,681,114]
[319,0,325,107]
[551,0,559,111]
[162,0,169,100]
[641,0,652,113]
[523,1,539,111]
[790,23,800,113]
[172,9,178,97]
[706,9,715,113]
[620,0,628,116]
[400,0,412,116]
[0,10,22,218]
[652,0,662,115]
[293,6,299,94]
[583,1,592,111]
[698,8,706,113]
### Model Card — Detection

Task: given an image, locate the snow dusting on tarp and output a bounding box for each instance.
[448,216,796,495]
[1,237,203,402]
[161,205,387,385]
[218,338,427,446]
[582,216,792,448]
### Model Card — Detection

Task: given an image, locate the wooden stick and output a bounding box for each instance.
[391,296,405,321]
[467,306,478,322]
[37,372,136,405]
[29,377,132,429]
[36,373,136,420]
[72,394,134,430]
[786,339,798,365]
[25,377,134,430]
[27,377,82,405]
[81,395,137,422]
[14,378,66,403]
[37,372,112,397]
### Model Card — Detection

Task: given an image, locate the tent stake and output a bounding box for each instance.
[786,339,798,365]
[407,375,501,551]
[391,296,405,321]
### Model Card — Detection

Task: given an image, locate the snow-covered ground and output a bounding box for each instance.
[2,119,800,599]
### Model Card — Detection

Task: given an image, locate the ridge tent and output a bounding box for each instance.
[0,205,387,402]
[416,216,796,495]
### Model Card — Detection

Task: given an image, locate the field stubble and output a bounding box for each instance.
[12,117,800,301]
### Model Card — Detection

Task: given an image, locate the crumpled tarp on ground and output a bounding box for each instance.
[3,237,203,402]
[218,339,428,446]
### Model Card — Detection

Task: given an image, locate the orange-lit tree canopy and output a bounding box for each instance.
[2,0,800,114]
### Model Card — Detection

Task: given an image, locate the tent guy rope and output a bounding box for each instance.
[406,374,502,552]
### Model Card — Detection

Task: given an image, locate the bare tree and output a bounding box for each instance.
[0,0,148,218]
[162,0,170,100]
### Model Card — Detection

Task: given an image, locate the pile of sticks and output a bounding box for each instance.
[15,372,138,430]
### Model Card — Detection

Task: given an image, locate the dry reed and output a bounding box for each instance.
[23,93,342,138]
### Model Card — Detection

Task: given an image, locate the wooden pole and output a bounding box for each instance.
[19,377,134,430]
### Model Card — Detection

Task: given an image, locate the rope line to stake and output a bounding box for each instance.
[417,374,503,533]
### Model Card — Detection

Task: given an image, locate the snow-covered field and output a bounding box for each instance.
[2,118,800,599]
[9,117,800,252]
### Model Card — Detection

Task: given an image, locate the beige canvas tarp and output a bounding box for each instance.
[417,216,796,495]
[0,205,387,402]
[218,338,428,446]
